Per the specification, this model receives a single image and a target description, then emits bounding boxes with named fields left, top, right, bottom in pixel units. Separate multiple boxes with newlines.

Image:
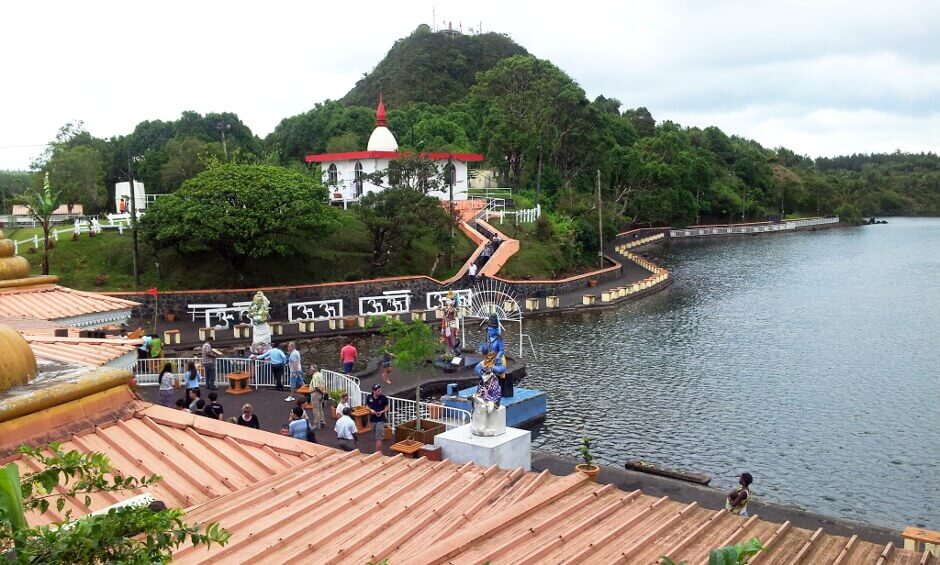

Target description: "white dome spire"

left=367, top=94, right=398, bottom=151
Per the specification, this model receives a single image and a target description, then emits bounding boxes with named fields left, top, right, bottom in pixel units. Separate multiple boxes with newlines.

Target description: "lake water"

left=522, top=217, right=940, bottom=529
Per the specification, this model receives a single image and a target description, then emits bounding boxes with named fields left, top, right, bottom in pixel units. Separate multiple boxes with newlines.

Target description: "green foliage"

left=380, top=318, right=439, bottom=373
left=328, top=389, right=346, bottom=404
left=342, top=25, right=529, bottom=108
left=580, top=436, right=594, bottom=467
left=142, top=164, right=337, bottom=275
left=0, top=443, right=229, bottom=564
left=14, top=172, right=61, bottom=275
left=659, top=537, right=764, bottom=565
left=355, top=187, right=454, bottom=276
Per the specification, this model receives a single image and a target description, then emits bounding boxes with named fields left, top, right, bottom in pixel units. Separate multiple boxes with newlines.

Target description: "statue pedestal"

left=471, top=402, right=506, bottom=437
left=434, top=424, right=531, bottom=471
left=252, top=322, right=272, bottom=346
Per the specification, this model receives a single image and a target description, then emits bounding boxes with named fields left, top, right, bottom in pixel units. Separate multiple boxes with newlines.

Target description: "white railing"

left=497, top=204, right=541, bottom=225
left=466, top=187, right=512, bottom=201
left=321, top=369, right=362, bottom=408
left=670, top=216, right=839, bottom=238
left=7, top=218, right=135, bottom=254
left=135, top=359, right=471, bottom=431
left=360, top=391, right=471, bottom=431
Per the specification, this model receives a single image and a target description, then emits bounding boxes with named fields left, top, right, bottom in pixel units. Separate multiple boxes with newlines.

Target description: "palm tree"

left=17, top=172, right=61, bottom=275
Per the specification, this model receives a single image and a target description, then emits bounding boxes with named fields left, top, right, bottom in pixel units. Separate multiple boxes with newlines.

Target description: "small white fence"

left=134, top=361, right=470, bottom=431
left=8, top=215, right=135, bottom=254
left=495, top=204, right=541, bottom=225
left=670, top=216, right=839, bottom=238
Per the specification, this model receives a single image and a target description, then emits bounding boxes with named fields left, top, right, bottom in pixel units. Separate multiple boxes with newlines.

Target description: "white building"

left=305, top=96, right=484, bottom=203
left=114, top=180, right=147, bottom=214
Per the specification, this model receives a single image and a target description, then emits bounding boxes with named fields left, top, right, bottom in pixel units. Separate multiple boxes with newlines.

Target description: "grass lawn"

left=496, top=221, right=593, bottom=279
left=11, top=210, right=474, bottom=291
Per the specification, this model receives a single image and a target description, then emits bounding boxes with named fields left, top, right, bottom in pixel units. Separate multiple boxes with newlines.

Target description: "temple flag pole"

left=597, top=170, right=604, bottom=269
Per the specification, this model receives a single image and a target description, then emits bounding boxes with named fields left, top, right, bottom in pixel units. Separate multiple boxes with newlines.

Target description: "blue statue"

left=480, top=314, right=512, bottom=398
left=472, top=350, right=507, bottom=436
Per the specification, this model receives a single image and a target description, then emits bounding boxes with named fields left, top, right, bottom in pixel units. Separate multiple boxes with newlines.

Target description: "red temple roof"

left=304, top=151, right=484, bottom=163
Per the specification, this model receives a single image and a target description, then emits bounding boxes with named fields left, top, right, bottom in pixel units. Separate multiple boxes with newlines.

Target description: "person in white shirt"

left=334, top=407, right=358, bottom=451
left=334, top=392, right=351, bottom=421
left=285, top=342, right=303, bottom=402
left=467, top=262, right=478, bottom=286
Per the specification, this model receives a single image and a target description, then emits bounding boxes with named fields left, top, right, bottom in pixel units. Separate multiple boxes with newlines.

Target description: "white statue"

left=471, top=351, right=507, bottom=437
left=248, top=291, right=272, bottom=346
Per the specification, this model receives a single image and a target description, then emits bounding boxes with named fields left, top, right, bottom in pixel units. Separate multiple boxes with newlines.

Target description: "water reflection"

left=524, top=218, right=940, bottom=529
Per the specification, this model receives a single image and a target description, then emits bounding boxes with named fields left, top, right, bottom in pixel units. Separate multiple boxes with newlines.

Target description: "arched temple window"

left=444, top=162, right=457, bottom=187
left=354, top=162, right=363, bottom=196
left=327, top=163, right=338, bottom=185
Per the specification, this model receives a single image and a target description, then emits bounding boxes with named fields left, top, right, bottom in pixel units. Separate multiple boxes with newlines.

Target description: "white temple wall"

left=322, top=159, right=470, bottom=202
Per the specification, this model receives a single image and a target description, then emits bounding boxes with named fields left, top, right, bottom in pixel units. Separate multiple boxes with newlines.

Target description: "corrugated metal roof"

left=8, top=404, right=325, bottom=527
left=25, top=336, right=140, bottom=366
left=0, top=316, right=78, bottom=336
left=0, top=284, right=138, bottom=320
left=170, top=454, right=927, bottom=564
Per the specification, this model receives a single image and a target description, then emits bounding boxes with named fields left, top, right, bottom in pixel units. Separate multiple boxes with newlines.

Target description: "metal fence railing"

left=135, top=360, right=471, bottom=431
left=670, top=216, right=839, bottom=238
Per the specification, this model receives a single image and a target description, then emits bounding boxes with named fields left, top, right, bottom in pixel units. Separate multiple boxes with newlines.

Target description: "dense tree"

left=0, top=171, right=31, bottom=213
left=355, top=187, right=453, bottom=275
left=141, top=164, right=337, bottom=277
left=365, top=155, right=447, bottom=195
left=160, top=137, right=224, bottom=190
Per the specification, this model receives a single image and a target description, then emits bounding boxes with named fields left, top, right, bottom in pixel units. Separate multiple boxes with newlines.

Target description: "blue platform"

left=442, top=386, right=547, bottom=428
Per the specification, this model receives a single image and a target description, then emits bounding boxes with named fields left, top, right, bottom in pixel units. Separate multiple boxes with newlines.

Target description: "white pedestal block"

left=434, top=424, right=531, bottom=471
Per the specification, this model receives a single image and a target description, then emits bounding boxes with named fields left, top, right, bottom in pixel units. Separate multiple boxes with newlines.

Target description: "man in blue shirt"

left=365, top=383, right=389, bottom=453
left=255, top=344, right=288, bottom=391
left=287, top=406, right=312, bottom=441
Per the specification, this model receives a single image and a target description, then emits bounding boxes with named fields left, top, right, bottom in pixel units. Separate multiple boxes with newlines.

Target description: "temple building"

left=305, top=95, right=484, bottom=204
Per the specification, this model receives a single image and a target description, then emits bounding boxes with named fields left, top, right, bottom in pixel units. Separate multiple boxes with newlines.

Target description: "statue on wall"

left=248, top=291, right=272, bottom=346
left=471, top=350, right=506, bottom=436
left=440, top=290, right=460, bottom=356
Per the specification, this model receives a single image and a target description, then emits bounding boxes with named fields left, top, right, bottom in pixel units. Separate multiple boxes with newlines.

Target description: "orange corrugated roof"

left=0, top=316, right=79, bottom=336
left=9, top=404, right=326, bottom=527
left=169, top=454, right=925, bottom=564
left=0, top=284, right=138, bottom=320
left=25, top=336, right=140, bottom=366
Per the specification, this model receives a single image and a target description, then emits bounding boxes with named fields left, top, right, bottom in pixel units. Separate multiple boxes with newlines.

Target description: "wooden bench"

left=903, top=527, right=940, bottom=557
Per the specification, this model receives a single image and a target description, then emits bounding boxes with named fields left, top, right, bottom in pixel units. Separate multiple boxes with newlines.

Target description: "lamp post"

left=216, top=121, right=231, bottom=160
left=127, top=156, right=141, bottom=288
left=448, top=156, right=455, bottom=270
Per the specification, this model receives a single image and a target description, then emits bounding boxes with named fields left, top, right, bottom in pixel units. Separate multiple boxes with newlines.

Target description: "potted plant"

left=164, top=306, right=178, bottom=323
left=587, top=279, right=598, bottom=288
left=381, top=317, right=443, bottom=446
left=327, top=388, right=344, bottom=419
left=575, top=436, right=600, bottom=481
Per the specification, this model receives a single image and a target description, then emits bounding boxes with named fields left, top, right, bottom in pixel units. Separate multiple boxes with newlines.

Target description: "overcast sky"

left=1, top=0, right=938, bottom=170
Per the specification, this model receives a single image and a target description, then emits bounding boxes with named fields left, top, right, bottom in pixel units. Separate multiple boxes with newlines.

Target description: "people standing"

left=381, top=340, right=394, bottom=385
left=340, top=340, right=358, bottom=374
left=187, top=388, right=201, bottom=412
left=365, top=384, right=389, bottom=453
left=334, top=407, right=358, bottom=452
left=307, top=364, right=326, bottom=429
left=184, top=361, right=201, bottom=393
left=287, top=406, right=313, bottom=442
left=725, top=472, right=753, bottom=517
left=202, top=391, right=224, bottom=420
left=255, top=343, right=288, bottom=391
left=149, top=334, right=163, bottom=359
left=237, top=404, right=260, bottom=428
left=201, top=336, right=218, bottom=390
left=467, top=262, right=478, bottom=286
left=286, top=342, right=302, bottom=402
left=157, top=363, right=175, bottom=407
left=335, top=391, right=351, bottom=421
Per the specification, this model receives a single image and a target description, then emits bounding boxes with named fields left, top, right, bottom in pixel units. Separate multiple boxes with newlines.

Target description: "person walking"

left=467, top=262, right=478, bottom=286
left=286, top=342, right=302, bottom=402
left=334, top=407, right=358, bottom=451
left=183, top=361, right=201, bottom=393
left=255, top=344, right=288, bottom=391
left=202, top=391, right=224, bottom=420
left=236, top=404, right=260, bottom=428
left=157, top=363, right=175, bottom=407
left=201, top=336, right=218, bottom=390
left=365, top=384, right=389, bottom=454
left=725, top=472, right=753, bottom=517
left=340, top=340, right=358, bottom=374
left=381, top=340, right=394, bottom=385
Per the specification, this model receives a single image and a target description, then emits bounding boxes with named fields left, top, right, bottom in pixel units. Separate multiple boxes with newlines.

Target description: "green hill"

left=341, top=24, right=528, bottom=107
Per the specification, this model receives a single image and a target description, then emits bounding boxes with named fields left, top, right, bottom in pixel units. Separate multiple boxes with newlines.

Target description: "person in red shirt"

left=340, top=340, right=358, bottom=374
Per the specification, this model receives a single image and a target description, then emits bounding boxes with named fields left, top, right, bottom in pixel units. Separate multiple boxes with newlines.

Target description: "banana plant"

left=16, top=172, right=61, bottom=275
